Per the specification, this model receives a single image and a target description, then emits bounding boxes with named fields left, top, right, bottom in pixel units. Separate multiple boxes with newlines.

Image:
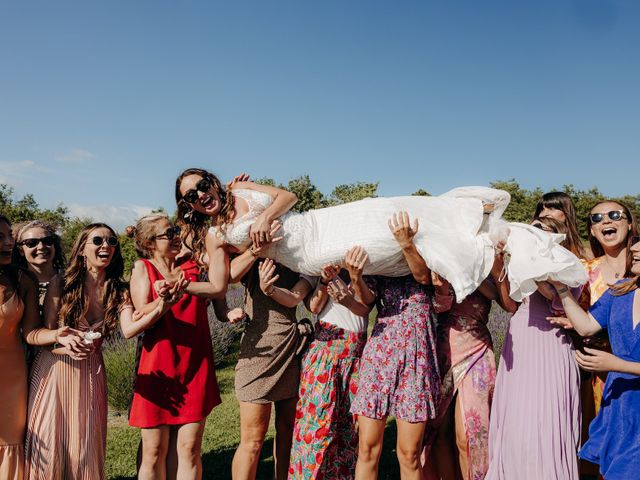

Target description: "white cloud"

left=0, top=160, right=50, bottom=186
left=67, top=203, right=155, bottom=231
left=55, top=148, right=96, bottom=164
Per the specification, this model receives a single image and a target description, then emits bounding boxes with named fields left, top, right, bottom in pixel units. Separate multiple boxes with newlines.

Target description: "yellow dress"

left=0, top=291, right=26, bottom=480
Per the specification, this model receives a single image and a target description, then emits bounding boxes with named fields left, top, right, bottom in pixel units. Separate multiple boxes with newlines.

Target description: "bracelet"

left=319, top=278, right=329, bottom=286
left=264, top=287, right=276, bottom=297
left=52, top=342, right=62, bottom=350
left=556, top=286, right=569, bottom=295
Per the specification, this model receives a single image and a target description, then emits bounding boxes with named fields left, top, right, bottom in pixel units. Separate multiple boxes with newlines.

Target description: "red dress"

left=129, top=259, right=221, bottom=428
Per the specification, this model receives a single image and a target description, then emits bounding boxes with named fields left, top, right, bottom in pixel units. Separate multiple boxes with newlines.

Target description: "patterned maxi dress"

left=288, top=277, right=368, bottom=479
left=424, top=288, right=496, bottom=480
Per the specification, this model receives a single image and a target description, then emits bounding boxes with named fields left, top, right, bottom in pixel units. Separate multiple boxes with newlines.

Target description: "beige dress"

left=235, top=264, right=301, bottom=403
left=24, top=317, right=107, bottom=480
left=0, top=292, right=26, bottom=480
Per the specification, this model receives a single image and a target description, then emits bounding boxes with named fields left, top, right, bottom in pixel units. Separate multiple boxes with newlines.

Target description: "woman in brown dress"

left=0, top=215, right=83, bottom=480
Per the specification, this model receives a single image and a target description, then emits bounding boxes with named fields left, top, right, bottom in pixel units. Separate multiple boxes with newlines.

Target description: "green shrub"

left=104, top=338, right=137, bottom=412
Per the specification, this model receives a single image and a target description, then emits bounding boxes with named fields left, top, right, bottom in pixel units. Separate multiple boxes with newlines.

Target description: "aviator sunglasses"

left=589, top=210, right=626, bottom=224
left=89, top=235, right=119, bottom=247
left=154, top=226, right=181, bottom=240
left=19, top=236, right=55, bottom=248
left=183, top=178, right=213, bottom=205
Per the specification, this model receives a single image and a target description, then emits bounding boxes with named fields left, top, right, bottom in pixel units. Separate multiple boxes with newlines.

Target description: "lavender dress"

left=351, top=276, right=440, bottom=423
left=487, top=291, right=580, bottom=479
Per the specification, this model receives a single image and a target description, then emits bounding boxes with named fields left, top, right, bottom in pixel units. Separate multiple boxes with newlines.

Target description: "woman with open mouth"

left=24, top=223, right=133, bottom=480
left=550, top=235, right=640, bottom=480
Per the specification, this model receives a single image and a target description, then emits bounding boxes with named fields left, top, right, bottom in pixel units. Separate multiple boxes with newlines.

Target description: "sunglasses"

left=532, top=222, right=545, bottom=230
left=183, top=178, right=212, bottom=205
left=89, top=235, right=119, bottom=247
left=154, top=226, right=181, bottom=240
left=631, top=235, right=640, bottom=246
left=589, top=210, right=626, bottom=224
left=19, top=236, right=55, bottom=248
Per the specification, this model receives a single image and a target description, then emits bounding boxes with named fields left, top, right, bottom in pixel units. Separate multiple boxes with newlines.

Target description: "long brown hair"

left=125, top=213, right=170, bottom=259
left=611, top=276, right=639, bottom=296
left=174, top=168, right=235, bottom=265
left=534, top=192, right=586, bottom=259
left=57, top=223, right=127, bottom=338
left=587, top=200, right=638, bottom=276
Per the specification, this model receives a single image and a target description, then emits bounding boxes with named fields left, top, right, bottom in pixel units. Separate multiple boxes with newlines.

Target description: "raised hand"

left=388, top=211, right=419, bottom=249
left=327, top=277, right=355, bottom=306
left=250, top=214, right=273, bottom=248
left=258, top=258, right=280, bottom=296
left=345, top=245, right=368, bottom=280
left=226, top=173, right=250, bottom=190
left=249, top=220, right=283, bottom=256
left=320, top=264, right=341, bottom=284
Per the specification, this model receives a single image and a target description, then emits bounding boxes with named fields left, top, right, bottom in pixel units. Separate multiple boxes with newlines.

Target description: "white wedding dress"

left=211, top=187, right=587, bottom=301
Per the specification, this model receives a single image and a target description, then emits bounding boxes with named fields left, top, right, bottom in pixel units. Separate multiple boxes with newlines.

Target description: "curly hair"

left=57, top=223, right=128, bottom=339
left=12, top=220, right=66, bottom=272
left=534, top=192, right=586, bottom=259
left=174, top=168, right=235, bottom=266
left=587, top=200, right=638, bottom=277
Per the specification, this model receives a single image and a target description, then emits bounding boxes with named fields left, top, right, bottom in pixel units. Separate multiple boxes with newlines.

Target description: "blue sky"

left=1, top=0, right=638, bottom=228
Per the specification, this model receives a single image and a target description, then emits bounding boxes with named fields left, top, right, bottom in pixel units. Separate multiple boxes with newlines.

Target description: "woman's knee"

left=141, top=434, right=169, bottom=464
left=176, top=436, right=202, bottom=462
left=396, top=443, right=421, bottom=468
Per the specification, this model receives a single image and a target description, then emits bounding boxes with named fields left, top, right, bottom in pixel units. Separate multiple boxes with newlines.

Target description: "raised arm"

left=234, top=181, right=297, bottom=247
left=204, top=231, right=231, bottom=297
left=307, top=264, right=340, bottom=314
left=550, top=282, right=602, bottom=337
left=485, top=245, right=518, bottom=314
left=258, top=258, right=313, bottom=308
left=388, top=211, right=431, bottom=285
left=344, top=246, right=375, bottom=309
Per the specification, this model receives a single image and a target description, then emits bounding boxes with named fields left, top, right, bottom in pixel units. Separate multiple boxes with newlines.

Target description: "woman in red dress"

left=124, top=214, right=240, bottom=480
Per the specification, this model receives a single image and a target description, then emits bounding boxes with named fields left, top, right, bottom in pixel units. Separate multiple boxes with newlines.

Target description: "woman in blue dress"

left=549, top=235, right=640, bottom=479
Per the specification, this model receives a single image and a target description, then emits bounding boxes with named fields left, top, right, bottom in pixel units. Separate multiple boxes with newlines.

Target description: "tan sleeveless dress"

left=0, top=291, right=27, bottom=480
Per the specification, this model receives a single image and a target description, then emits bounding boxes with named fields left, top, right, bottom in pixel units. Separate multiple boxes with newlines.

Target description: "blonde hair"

left=125, top=213, right=170, bottom=259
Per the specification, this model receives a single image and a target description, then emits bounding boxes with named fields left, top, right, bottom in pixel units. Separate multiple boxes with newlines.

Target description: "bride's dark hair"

left=175, top=168, right=236, bottom=265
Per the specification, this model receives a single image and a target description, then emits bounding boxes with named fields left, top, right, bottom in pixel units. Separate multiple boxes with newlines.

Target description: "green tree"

left=61, top=217, right=94, bottom=257
left=286, top=175, right=325, bottom=212
left=490, top=179, right=542, bottom=223
left=412, top=188, right=431, bottom=196
left=327, top=181, right=379, bottom=205
left=0, top=184, right=68, bottom=227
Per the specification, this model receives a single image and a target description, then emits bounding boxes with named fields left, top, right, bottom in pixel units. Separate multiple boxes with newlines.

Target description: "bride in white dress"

left=175, top=168, right=587, bottom=301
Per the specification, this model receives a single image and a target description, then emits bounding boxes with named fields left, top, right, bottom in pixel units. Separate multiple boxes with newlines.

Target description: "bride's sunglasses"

left=183, top=178, right=212, bottom=205
left=589, top=210, right=626, bottom=224
left=154, top=226, right=181, bottom=241
left=19, top=236, right=55, bottom=248
left=89, top=236, right=119, bottom=247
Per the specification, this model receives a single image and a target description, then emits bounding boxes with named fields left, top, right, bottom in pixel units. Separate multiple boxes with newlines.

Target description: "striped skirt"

left=288, top=321, right=367, bottom=480
left=25, top=349, right=107, bottom=480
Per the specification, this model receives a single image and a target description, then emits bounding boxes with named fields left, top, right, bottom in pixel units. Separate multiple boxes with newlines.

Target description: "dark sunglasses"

left=89, top=235, right=118, bottom=247
left=154, top=226, right=181, bottom=240
left=183, top=178, right=212, bottom=205
left=532, top=223, right=545, bottom=230
left=631, top=235, right=640, bottom=246
left=589, top=210, right=626, bottom=224
left=19, top=236, right=55, bottom=248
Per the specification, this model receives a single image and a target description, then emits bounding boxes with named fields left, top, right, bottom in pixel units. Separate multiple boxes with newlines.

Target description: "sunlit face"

left=630, top=240, right=640, bottom=276
left=18, top=226, right=55, bottom=268
left=179, top=174, right=221, bottom=216
left=0, top=221, right=14, bottom=266
left=538, top=207, right=567, bottom=223
left=150, top=218, right=182, bottom=259
left=590, top=202, right=630, bottom=251
left=83, top=227, right=117, bottom=271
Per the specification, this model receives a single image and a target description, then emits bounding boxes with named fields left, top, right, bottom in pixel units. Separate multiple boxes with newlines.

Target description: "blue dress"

left=580, top=287, right=640, bottom=479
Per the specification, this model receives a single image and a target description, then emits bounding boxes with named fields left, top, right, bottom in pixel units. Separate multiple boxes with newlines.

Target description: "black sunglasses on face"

left=89, top=236, right=118, bottom=247
left=631, top=235, right=640, bottom=246
left=154, top=226, right=181, bottom=240
left=183, top=178, right=212, bottom=205
left=19, top=236, right=55, bottom=248
left=590, top=210, right=626, bottom=224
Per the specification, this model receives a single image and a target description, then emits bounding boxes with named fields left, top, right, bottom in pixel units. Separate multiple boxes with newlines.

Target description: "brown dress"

left=24, top=317, right=108, bottom=480
left=235, top=264, right=301, bottom=403
left=0, top=291, right=26, bottom=480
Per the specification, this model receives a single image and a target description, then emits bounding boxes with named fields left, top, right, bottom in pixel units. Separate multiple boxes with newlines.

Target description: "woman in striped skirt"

left=24, top=223, right=133, bottom=480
